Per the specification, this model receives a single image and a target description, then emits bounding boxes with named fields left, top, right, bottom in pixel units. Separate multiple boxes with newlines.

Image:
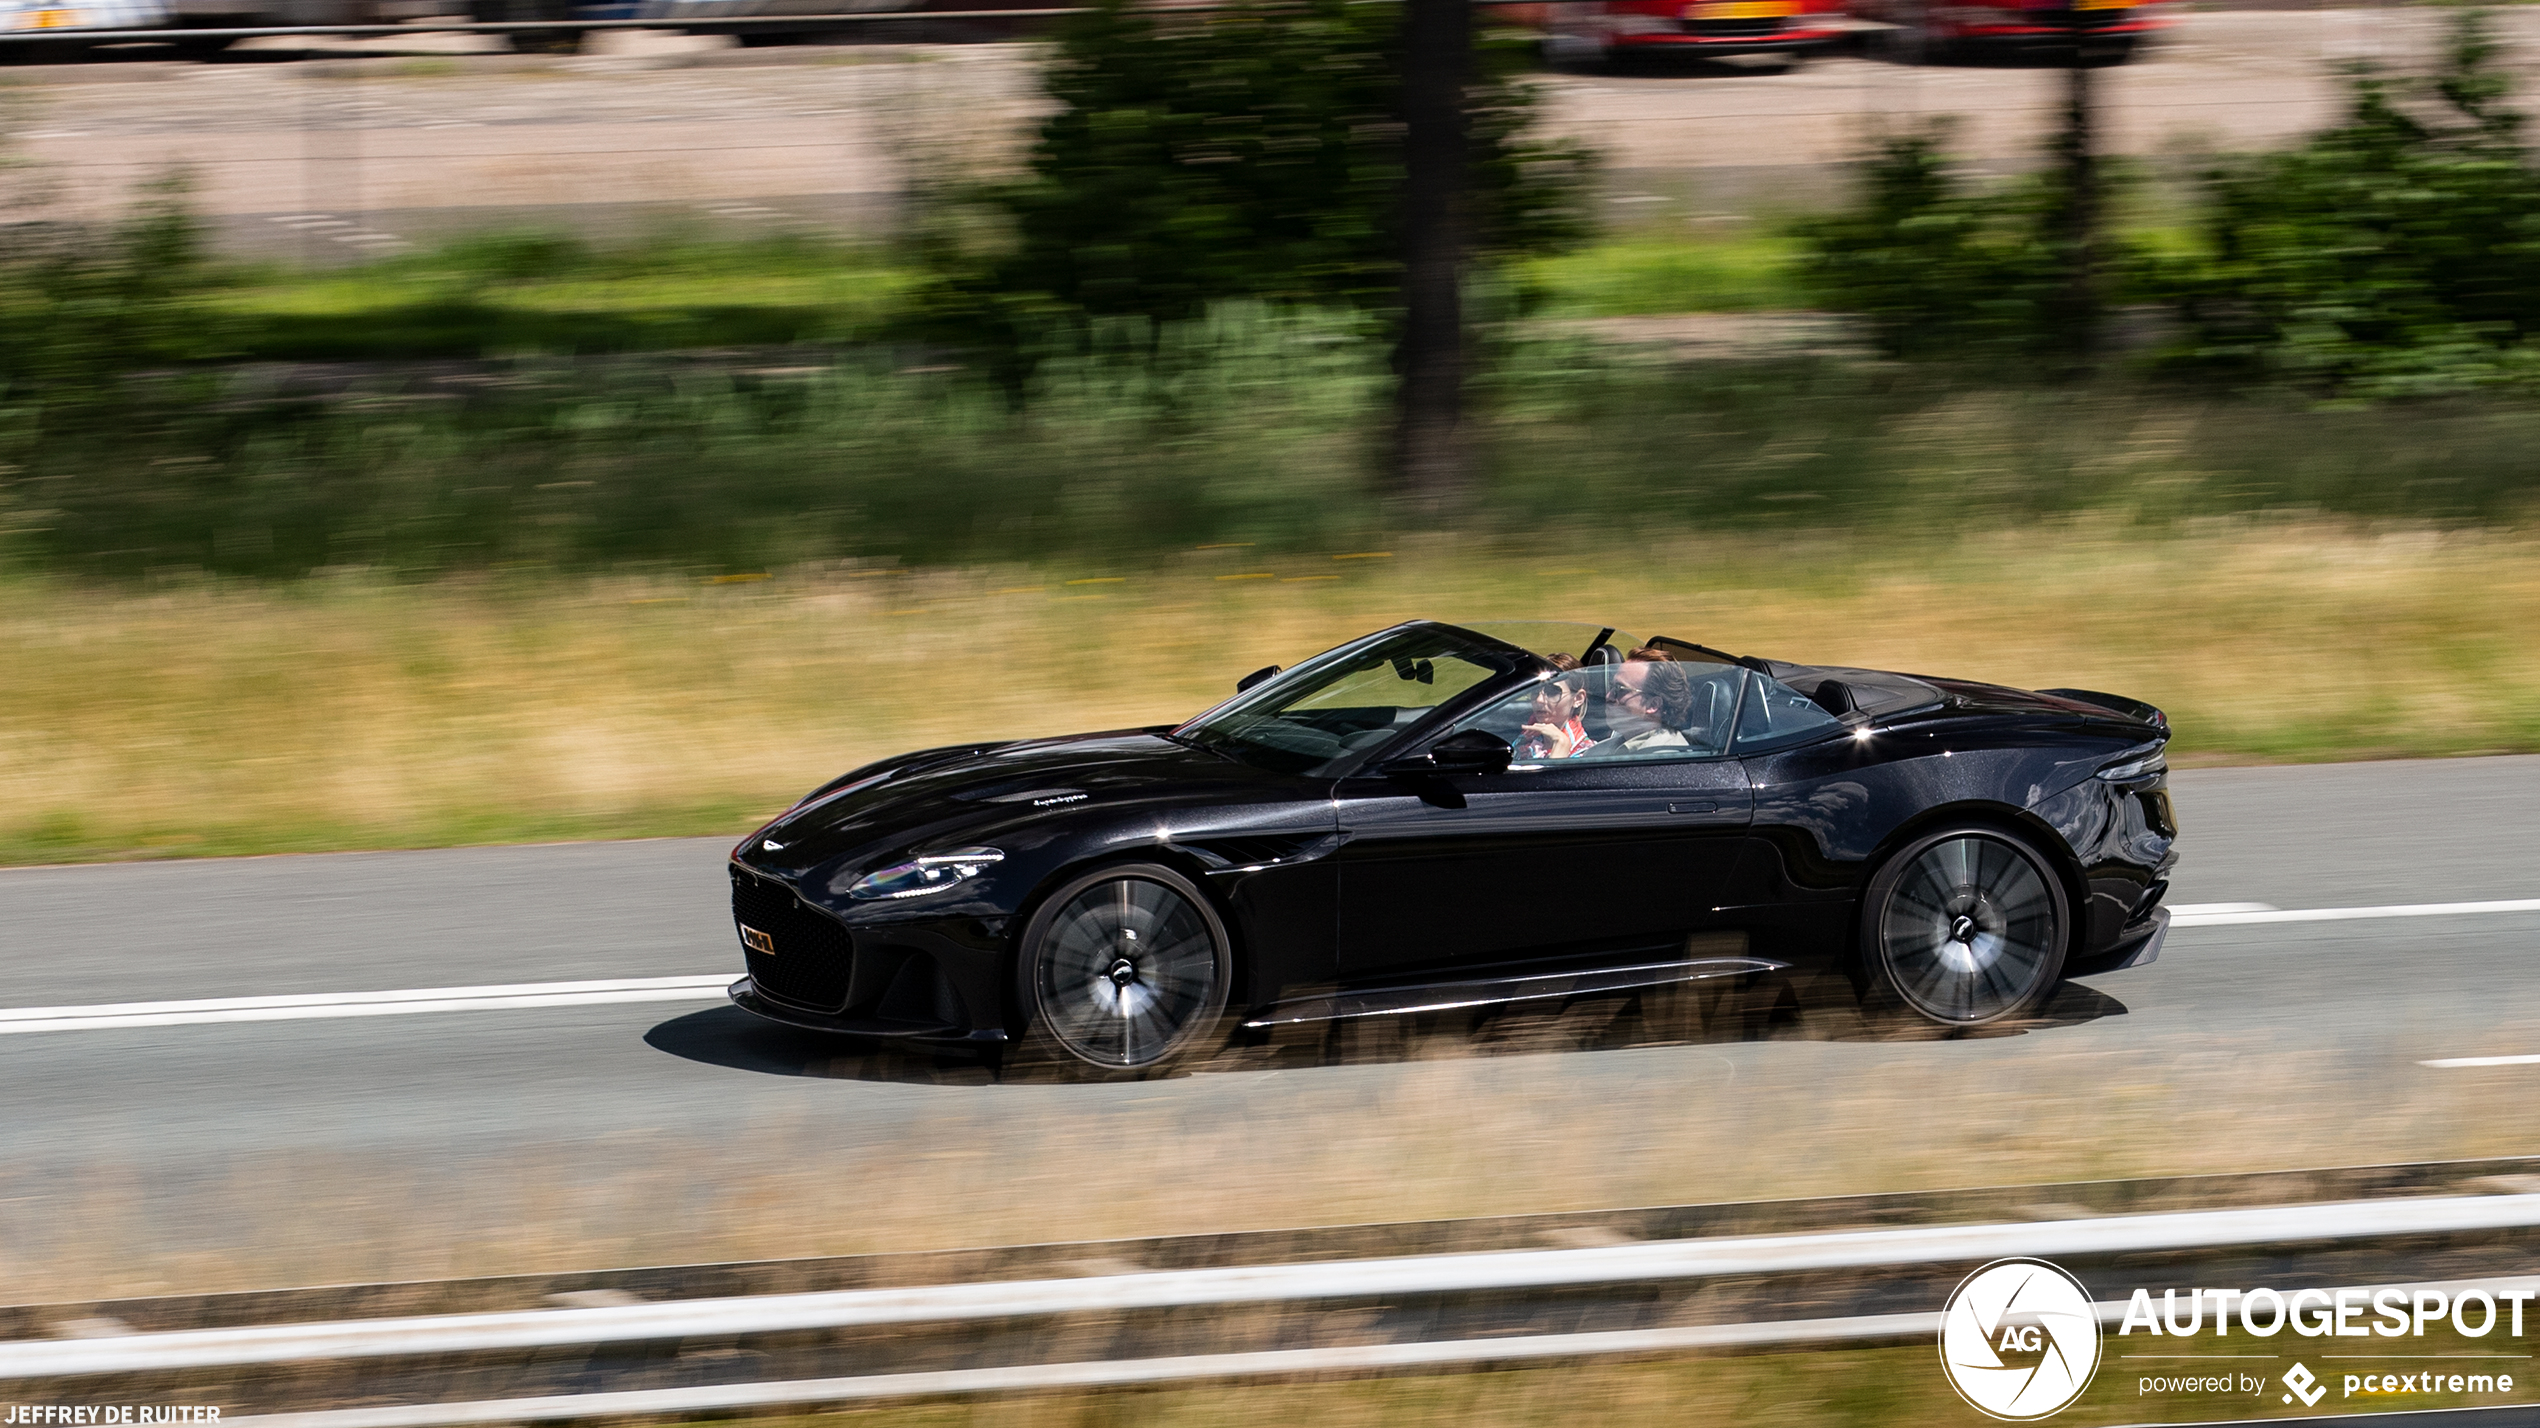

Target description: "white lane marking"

left=4, top=895, right=2531, bottom=1040
left=2172, top=897, right=2540, bottom=927
left=0, top=976, right=734, bottom=1037
left=2423, top=1053, right=2540, bottom=1069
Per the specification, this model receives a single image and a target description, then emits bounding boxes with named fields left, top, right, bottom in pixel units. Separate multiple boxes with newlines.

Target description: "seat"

left=1809, top=678, right=1860, bottom=718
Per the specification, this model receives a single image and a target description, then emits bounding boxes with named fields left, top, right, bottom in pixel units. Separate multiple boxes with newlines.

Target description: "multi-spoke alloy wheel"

left=1861, top=826, right=2069, bottom=1027
left=1016, top=864, right=1231, bottom=1075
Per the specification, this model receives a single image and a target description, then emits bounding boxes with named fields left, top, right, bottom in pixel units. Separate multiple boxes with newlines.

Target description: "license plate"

left=1683, top=1, right=1799, bottom=18
left=2074, top=0, right=2132, bottom=11
left=740, top=925, right=775, bottom=955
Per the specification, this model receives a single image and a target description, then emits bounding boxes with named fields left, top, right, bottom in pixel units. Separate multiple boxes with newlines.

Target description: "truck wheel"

left=508, top=27, right=583, bottom=53
left=474, top=0, right=584, bottom=54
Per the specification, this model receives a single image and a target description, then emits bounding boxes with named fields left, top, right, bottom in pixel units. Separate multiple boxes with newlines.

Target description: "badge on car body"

left=740, top=925, right=775, bottom=955
left=761, top=838, right=785, bottom=852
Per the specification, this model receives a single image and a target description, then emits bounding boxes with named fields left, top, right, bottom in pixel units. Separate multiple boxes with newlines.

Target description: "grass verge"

left=1517, top=230, right=1810, bottom=316
left=190, top=233, right=924, bottom=361
left=700, top=1334, right=2525, bottom=1428
left=4, top=521, right=2538, bottom=866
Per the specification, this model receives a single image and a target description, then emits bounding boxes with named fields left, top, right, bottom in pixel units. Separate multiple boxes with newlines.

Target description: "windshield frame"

left=1175, top=622, right=1552, bottom=778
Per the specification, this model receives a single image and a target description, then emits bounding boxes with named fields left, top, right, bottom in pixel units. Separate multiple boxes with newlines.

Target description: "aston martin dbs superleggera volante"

left=727, top=621, right=2177, bottom=1073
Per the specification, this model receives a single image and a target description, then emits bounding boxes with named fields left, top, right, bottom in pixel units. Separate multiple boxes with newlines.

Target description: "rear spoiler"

left=2040, top=688, right=2167, bottom=732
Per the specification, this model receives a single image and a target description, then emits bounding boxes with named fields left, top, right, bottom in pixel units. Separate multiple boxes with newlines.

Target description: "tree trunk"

left=1389, top=0, right=1473, bottom=510
left=2058, top=13, right=2098, bottom=359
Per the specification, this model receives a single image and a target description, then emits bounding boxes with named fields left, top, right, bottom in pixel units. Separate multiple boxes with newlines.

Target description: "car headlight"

left=843, top=847, right=1005, bottom=901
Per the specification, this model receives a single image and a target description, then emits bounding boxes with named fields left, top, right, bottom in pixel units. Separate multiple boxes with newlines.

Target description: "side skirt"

left=1240, top=949, right=1790, bottom=1031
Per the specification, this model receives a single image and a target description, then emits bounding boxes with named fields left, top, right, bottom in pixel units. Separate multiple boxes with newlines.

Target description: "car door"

left=1328, top=661, right=1757, bottom=978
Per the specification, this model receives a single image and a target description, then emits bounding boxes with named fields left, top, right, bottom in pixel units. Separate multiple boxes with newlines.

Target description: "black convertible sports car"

left=727, top=620, right=2177, bottom=1073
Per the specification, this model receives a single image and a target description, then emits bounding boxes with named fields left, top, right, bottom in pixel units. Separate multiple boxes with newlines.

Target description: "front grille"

left=731, top=868, right=856, bottom=1013
left=2032, top=7, right=2132, bottom=28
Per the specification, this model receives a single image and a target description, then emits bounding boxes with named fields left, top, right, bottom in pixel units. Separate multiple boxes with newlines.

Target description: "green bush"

left=1788, top=121, right=2096, bottom=364
left=0, top=178, right=220, bottom=433
left=2164, top=11, right=2540, bottom=398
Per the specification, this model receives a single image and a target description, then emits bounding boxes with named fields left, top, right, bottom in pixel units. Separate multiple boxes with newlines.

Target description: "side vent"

left=1186, top=835, right=1327, bottom=870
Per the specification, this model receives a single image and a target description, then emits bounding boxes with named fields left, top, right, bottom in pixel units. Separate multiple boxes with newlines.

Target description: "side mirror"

left=1381, top=729, right=1512, bottom=779
left=1236, top=664, right=1282, bottom=693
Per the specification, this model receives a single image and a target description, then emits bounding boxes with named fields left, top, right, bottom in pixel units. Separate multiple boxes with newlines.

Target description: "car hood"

left=737, top=729, right=1283, bottom=879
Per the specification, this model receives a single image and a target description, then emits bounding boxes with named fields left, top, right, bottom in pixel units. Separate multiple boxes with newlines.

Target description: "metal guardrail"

left=213, top=1271, right=2540, bottom=1428
left=0, top=10, right=1088, bottom=41
left=0, top=0, right=1547, bottom=43
left=12, top=1192, right=2540, bottom=1379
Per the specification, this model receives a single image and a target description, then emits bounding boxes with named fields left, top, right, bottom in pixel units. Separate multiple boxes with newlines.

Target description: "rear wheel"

left=1860, top=825, right=2069, bottom=1027
left=1011, top=864, right=1231, bottom=1078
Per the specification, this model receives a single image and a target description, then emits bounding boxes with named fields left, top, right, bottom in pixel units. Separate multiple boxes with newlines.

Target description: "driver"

left=1594, top=656, right=1696, bottom=756
left=1514, top=659, right=1598, bottom=761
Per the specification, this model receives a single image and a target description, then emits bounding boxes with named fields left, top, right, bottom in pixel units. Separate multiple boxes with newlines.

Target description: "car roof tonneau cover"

left=1752, top=661, right=1947, bottom=722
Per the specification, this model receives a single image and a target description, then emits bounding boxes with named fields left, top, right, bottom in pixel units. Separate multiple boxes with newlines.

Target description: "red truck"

left=1523, top=0, right=1851, bottom=67
left=1845, top=0, right=2168, bottom=62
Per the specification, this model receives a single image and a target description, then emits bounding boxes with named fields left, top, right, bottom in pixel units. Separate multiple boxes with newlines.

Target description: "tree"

left=908, top=0, right=1594, bottom=424
left=1390, top=0, right=1472, bottom=508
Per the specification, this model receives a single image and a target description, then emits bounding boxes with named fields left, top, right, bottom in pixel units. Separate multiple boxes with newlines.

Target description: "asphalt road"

left=5, top=8, right=2525, bottom=254
left=6, top=756, right=2540, bottom=1299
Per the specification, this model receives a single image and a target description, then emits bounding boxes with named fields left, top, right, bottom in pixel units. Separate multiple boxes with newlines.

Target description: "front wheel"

left=1860, top=825, right=2069, bottom=1027
left=1011, top=863, right=1232, bottom=1078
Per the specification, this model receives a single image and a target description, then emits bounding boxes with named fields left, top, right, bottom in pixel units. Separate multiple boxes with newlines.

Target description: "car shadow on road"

left=644, top=974, right=2128, bottom=1085
left=644, top=1005, right=1003, bottom=1085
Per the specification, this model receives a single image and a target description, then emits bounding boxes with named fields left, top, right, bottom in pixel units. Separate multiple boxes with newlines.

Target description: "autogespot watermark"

left=1941, top=1259, right=2104, bottom=1419
left=1939, top=1262, right=2535, bottom=1419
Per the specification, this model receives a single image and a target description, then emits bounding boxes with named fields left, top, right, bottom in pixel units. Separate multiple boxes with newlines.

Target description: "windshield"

left=1453, top=622, right=1638, bottom=663
left=1176, top=625, right=1524, bottom=775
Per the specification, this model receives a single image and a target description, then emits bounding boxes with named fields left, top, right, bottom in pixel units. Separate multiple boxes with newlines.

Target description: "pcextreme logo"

left=1939, top=1258, right=2103, bottom=1420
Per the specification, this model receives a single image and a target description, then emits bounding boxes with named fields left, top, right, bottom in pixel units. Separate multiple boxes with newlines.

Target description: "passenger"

left=1514, top=668, right=1598, bottom=760
left=1596, top=657, right=1697, bottom=756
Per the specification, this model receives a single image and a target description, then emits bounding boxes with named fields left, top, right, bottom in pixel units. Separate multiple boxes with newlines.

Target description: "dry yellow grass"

left=3, top=519, right=2537, bottom=863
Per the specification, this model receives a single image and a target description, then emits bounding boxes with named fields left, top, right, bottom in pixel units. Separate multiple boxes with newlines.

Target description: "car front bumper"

left=728, top=976, right=1010, bottom=1043
left=1612, top=24, right=1847, bottom=51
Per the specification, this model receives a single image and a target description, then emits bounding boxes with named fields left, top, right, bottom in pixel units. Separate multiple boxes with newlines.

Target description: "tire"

left=474, top=0, right=583, bottom=53
left=1874, top=7, right=1942, bottom=65
left=1859, top=825, right=2070, bottom=1027
left=1010, top=863, right=1232, bottom=1078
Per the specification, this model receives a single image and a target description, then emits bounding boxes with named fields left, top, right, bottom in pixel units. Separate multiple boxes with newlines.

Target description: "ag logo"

left=1939, top=1258, right=2102, bottom=1420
